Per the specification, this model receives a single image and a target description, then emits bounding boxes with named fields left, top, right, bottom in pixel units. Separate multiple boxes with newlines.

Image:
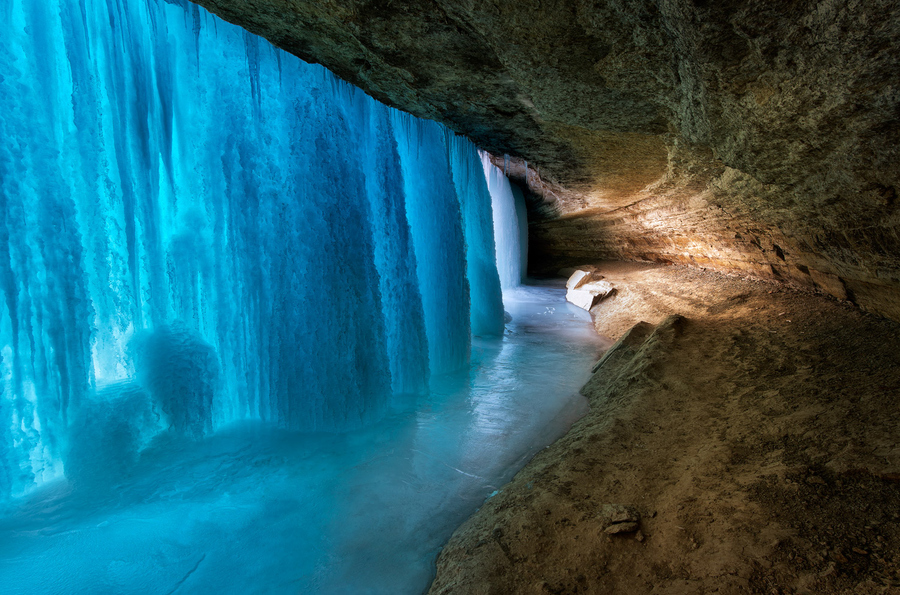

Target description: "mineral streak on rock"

left=193, top=0, right=900, bottom=321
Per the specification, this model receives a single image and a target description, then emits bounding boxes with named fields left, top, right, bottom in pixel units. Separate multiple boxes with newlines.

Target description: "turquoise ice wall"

left=0, top=0, right=504, bottom=497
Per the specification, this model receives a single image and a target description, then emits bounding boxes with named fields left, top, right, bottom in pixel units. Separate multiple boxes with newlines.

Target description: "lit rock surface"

left=191, top=0, right=900, bottom=321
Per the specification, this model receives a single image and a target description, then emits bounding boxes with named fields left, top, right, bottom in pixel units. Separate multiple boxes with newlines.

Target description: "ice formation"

left=481, top=152, right=529, bottom=290
left=0, top=0, right=505, bottom=498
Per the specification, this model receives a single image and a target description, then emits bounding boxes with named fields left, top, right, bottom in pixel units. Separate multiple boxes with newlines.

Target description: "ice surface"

left=0, top=283, right=608, bottom=594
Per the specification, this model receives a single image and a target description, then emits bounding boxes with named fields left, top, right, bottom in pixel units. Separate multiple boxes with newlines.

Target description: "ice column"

left=392, top=115, right=471, bottom=375
left=450, top=138, right=505, bottom=337
left=360, top=102, right=430, bottom=396
left=481, top=153, right=529, bottom=290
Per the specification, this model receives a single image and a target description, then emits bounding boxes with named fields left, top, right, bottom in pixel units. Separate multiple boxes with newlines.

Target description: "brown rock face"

left=428, top=262, right=900, bottom=595
left=194, top=0, right=900, bottom=320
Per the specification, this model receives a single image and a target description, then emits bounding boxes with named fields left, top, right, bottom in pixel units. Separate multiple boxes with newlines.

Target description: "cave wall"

left=193, top=0, right=900, bottom=320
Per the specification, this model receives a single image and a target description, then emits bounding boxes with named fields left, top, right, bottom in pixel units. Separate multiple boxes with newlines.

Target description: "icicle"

left=191, top=3, right=201, bottom=64
left=275, top=46, right=283, bottom=86
left=392, top=117, right=471, bottom=375
left=361, top=104, right=429, bottom=396
left=243, top=29, right=261, bottom=107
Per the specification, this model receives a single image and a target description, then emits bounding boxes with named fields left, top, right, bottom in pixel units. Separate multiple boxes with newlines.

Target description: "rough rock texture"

left=193, top=0, right=900, bottom=320
left=429, top=262, right=900, bottom=594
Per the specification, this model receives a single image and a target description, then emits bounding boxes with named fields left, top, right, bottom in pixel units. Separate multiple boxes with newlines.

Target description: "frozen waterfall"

left=0, top=0, right=505, bottom=498
left=481, top=152, right=529, bottom=290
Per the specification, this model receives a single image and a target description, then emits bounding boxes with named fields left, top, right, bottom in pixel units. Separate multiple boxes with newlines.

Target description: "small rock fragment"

left=600, top=503, right=641, bottom=535
left=605, top=521, right=640, bottom=534
left=600, top=503, right=640, bottom=524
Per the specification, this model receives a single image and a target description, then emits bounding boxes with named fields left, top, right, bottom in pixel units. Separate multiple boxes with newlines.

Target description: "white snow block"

left=565, top=270, right=615, bottom=311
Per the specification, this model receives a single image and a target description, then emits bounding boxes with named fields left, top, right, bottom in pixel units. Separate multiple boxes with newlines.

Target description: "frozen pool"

left=0, top=283, right=608, bottom=594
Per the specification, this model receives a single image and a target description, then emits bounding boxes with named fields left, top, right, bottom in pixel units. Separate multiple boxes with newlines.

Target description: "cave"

left=2, top=0, right=899, bottom=593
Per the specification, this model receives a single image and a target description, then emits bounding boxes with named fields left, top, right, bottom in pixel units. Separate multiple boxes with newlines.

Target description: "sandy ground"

left=429, top=261, right=900, bottom=595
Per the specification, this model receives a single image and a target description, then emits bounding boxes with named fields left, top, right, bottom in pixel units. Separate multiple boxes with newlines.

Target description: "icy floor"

left=0, top=283, right=608, bottom=595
